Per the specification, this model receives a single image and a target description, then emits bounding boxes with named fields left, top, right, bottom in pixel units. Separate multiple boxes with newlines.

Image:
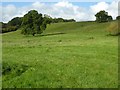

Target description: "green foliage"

left=2, top=22, right=18, bottom=33
left=116, top=16, right=120, bottom=20
left=1, top=10, right=76, bottom=34
left=64, top=19, right=76, bottom=22
left=1, top=17, right=22, bottom=33
left=8, top=17, right=22, bottom=28
left=40, top=22, right=47, bottom=33
left=107, top=16, right=113, bottom=22
left=52, top=18, right=76, bottom=23
left=43, top=14, right=53, bottom=24
left=21, top=10, right=46, bottom=36
left=2, top=26, right=17, bottom=33
left=95, top=10, right=113, bottom=23
left=0, top=22, right=2, bottom=33
left=43, top=14, right=76, bottom=24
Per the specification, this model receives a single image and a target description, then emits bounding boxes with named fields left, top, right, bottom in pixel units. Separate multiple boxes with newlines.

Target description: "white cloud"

left=90, top=2, right=109, bottom=14
left=107, top=1, right=118, bottom=18
left=2, top=4, right=17, bottom=22
left=90, top=1, right=118, bottom=19
left=32, top=1, right=45, bottom=8
left=1, top=0, right=119, bottom=23
left=0, top=5, right=2, bottom=21
left=55, top=1, right=75, bottom=8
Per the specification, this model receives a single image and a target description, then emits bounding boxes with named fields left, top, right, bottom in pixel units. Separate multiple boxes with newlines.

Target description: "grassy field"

left=2, top=21, right=118, bottom=88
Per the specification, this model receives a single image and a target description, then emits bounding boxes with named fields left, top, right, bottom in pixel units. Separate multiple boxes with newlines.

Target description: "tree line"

left=1, top=10, right=119, bottom=36
left=1, top=17, right=22, bottom=33
left=1, top=10, right=75, bottom=35
left=95, top=10, right=120, bottom=23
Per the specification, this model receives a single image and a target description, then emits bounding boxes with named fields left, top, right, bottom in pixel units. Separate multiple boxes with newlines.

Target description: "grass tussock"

left=107, top=21, right=119, bottom=36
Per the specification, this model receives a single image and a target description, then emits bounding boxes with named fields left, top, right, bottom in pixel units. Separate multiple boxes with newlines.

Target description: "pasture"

left=2, top=21, right=118, bottom=88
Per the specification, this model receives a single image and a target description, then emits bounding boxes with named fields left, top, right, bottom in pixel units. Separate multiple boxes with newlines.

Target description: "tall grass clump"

left=107, top=21, right=120, bottom=36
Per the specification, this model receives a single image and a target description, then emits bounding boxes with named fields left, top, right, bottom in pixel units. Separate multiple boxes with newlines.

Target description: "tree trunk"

left=32, top=33, right=35, bottom=36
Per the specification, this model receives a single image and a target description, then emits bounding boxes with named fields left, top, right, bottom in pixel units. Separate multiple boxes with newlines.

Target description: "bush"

left=2, top=26, right=17, bottom=33
left=116, top=16, right=120, bottom=20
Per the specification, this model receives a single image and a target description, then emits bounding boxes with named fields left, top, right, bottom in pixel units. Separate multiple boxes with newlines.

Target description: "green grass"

left=0, top=33, right=2, bottom=89
left=2, top=21, right=118, bottom=88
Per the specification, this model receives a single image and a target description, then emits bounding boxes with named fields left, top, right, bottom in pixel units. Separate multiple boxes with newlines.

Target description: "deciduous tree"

left=95, top=10, right=113, bottom=23
left=21, top=10, right=46, bottom=36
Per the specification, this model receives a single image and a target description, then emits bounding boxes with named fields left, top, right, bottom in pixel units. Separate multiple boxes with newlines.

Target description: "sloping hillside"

left=2, top=21, right=118, bottom=88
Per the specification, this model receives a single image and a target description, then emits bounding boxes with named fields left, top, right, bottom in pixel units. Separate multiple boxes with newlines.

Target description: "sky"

left=1, top=0, right=119, bottom=23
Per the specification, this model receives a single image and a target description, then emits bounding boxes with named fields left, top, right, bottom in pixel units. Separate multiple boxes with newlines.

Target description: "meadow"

left=2, top=21, right=118, bottom=88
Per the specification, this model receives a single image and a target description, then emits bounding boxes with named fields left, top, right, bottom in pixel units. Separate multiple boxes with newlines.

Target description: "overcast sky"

left=1, top=0, right=119, bottom=23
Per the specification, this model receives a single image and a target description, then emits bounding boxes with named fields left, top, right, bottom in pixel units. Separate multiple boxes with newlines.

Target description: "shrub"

left=2, top=26, right=17, bottom=33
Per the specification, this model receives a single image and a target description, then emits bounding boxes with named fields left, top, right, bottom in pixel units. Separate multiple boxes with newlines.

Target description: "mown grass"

left=2, top=21, right=118, bottom=88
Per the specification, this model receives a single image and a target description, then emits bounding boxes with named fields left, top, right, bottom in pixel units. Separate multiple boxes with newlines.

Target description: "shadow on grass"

left=23, top=32, right=66, bottom=38
left=36, top=32, right=66, bottom=37
left=106, top=33, right=120, bottom=36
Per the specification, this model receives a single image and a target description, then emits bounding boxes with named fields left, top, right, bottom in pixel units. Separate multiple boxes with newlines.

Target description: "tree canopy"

left=8, top=17, right=22, bottom=28
left=116, top=16, right=120, bottom=20
left=21, top=10, right=46, bottom=36
left=1, top=9, right=76, bottom=34
left=95, top=10, right=113, bottom=23
left=1, top=17, right=22, bottom=33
